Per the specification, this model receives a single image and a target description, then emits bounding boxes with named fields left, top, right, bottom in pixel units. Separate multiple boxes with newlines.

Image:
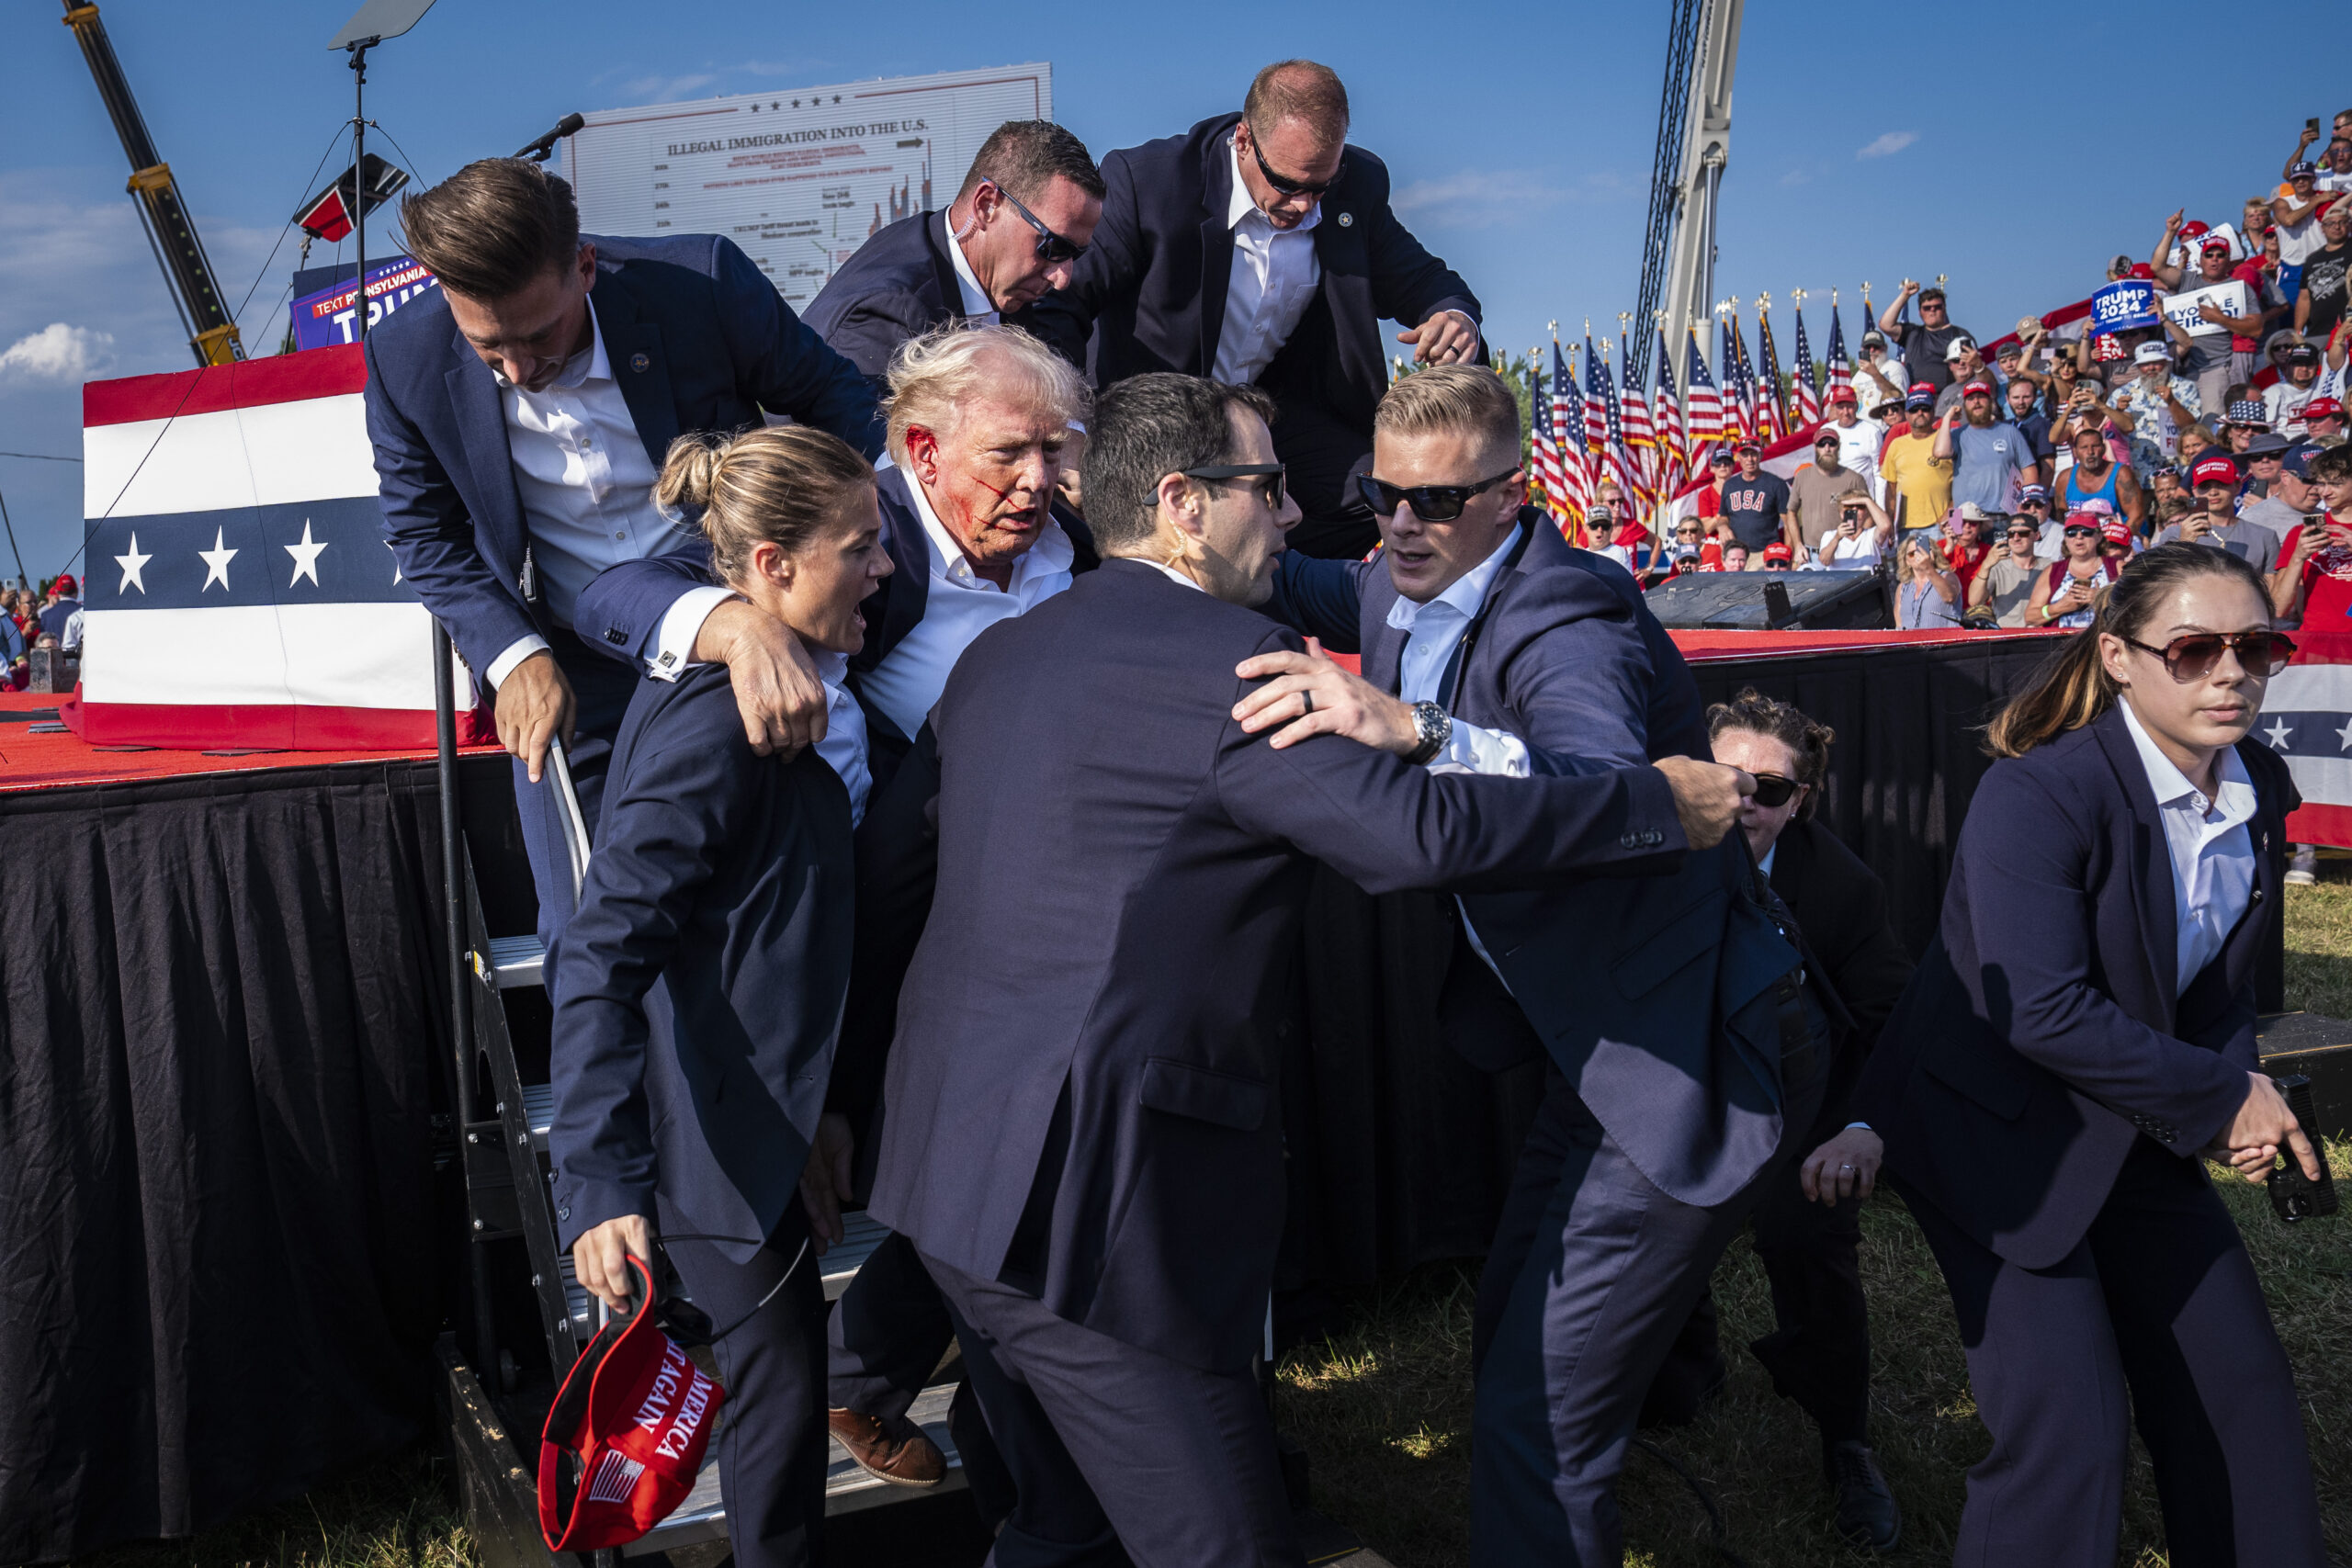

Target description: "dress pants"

left=919, top=1250, right=1303, bottom=1568
left=1904, top=1141, right=2324, bottom=1568
left=1746, top=1147, right=1870, bottom=1447
left=1266, top=400, right=1377, bottom=562
left=664, top=1204, right=831, bottom=1568
left=513, top=627, right=641, bottom=948
left=1470, top=1049, right=1827, bottom=1566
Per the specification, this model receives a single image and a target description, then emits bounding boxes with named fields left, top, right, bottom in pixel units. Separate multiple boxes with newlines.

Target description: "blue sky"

left=0, top=0, right=2338, bottom=574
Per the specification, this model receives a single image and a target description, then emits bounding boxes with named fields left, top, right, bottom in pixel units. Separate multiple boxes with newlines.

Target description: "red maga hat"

left=2190, top=454, right=2242, bottom=489
left=539, top=1256, right=724, bottom=1551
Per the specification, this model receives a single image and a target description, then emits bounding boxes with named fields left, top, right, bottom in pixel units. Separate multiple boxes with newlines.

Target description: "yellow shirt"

left=1880, top=431, right=1954, bottom=530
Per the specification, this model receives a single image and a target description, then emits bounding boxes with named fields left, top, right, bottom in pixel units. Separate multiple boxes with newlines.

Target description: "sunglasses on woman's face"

left=1749, top=773, right=1804, bottom=809
left=2122, top=629, right=2297, bottom=680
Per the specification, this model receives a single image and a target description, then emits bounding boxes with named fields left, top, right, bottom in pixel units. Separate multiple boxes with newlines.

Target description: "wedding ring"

left=1300, top=691, right=1314, bottom=715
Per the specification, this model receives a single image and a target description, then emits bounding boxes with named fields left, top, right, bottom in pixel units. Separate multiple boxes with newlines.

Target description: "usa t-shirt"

left=1719, top=473, right=1792, bottom=552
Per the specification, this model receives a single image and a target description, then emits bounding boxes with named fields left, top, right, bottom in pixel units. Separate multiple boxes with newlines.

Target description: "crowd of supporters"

left=2, top=575, right=80, bottom=689
left=1595, top=106, right=2352, bottom=645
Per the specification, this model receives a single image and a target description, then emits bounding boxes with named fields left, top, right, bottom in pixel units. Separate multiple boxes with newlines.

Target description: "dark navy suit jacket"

left=547, top=664, right=855, bottom=1266
left=866, top=559, right=1687, bottom=1371
left=1855, top=704, right=2295, bottom=1268
left=799, top=209, right=1069, bottom=388
left=1272, top=520, right=1804, bottom=1206
left=1023, top=114, right=1478, bottom=437
left=363, top=232, right=881, bottom=677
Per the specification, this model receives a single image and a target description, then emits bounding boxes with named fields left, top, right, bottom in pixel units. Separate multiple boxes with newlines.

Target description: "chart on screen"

left=563, top=63, right=1053, bottom=311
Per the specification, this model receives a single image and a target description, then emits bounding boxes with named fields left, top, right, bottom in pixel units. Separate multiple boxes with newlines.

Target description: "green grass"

left=72, top=876, right=2352, bottom=1568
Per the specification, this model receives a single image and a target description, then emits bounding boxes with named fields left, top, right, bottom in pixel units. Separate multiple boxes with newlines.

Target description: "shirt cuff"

left=1844, top=1121, right=1873, bottom=1133
left=1428, top=719, right=1530, bottom=777
left=648, top=585, right=739, bottom=682
left=486, top=633, right=551, bottom=690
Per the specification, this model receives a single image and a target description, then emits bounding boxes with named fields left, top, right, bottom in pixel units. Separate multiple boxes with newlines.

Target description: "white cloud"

left=1856, top=131, right=1917, bottom=161
left=1391, top=169, right=1617, bottom=231
left=0, top=322, right=115, bottom=382
left=621, top=73, right=718, bottom=104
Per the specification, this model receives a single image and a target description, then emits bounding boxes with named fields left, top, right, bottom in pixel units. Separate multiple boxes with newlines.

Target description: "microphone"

left=515, top=113, right=586, bottom=164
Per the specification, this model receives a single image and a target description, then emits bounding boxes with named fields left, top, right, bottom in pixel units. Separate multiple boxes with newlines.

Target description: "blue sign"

left=288, top=254, right=438, bottom=350
left=2088, top=279, right=2162, bottom=335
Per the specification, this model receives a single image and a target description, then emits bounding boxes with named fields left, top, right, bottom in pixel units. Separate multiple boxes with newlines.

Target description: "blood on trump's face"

left=902, top=378, right=1069, bottom=580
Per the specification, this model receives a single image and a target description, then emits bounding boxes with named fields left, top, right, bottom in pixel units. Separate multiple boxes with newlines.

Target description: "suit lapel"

left=860, top=468, right=933, bottom=674
left=1198, top=132, right=1237, bottom=375
left=1359, top=560, right=1407, bottom=694
left=2092, top=706, right=2179, bottom=1025
left=926, top=209, right=964, bottom=319
left=1311, top=161, right=1379, bottom=405
left=443, top=330, right=526, bottom=559
left=592, top=270, right=680, bottom=470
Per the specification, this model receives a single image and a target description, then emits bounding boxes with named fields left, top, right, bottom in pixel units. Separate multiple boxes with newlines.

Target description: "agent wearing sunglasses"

left=1237, top=367, right=1830, bottom=1563
left=1025, top=60, right=1485, bottom=560
left=1855, top=544, right=2325, bottom=1566
left=804, top=119, right=1102, bottom=389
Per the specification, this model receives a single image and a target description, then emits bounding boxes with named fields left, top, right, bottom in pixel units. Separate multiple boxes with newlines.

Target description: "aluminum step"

left=619, top=1378, right=967, bottom=1553
left=485, top=933, right=545, bottom=989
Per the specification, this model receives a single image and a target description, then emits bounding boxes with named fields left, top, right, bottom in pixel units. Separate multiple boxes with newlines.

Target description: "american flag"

left=1825, top=304, right=1856, bottom=406
left=1790, top=307, right=1824, bottom=429
left=1581, top=330, right=1610, bottom=458
left=1551, top=340, right=1589, bottom=529
left=1614, top=330, right=1657, bottom=518
left=1527, top=356, right=1565, bottom=517
left=1755, top=309, right=1788, bottom=445
left=1593, top=339, right=1638, bottom=511
left=1683, top=327, right=1724, bottom=457
left=1650, top=325, right=1686, bottom=515
left=2257, top=626, right=2352, bottom=848
left=1720, top=316, right=1754, bottom=442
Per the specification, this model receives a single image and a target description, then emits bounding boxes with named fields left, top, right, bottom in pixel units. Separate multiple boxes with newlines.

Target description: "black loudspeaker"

left=1643, top=569, right=1893, bottom=631
left=2257, top=1012, right=2352, bottom=1140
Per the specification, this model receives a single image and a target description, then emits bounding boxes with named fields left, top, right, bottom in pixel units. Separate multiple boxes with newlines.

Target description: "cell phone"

left=2310, top=118, right=2324, bottom=135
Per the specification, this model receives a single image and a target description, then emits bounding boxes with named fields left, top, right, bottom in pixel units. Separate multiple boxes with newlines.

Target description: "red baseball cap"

left=1763, top=541, right=1793, bottom=563
left=2128, top=263, right=2155, bottom=280
left=2305, top=396, right=2345, bottom=421
left=1828, top=386, right=1858, bottom=405
left=1962, top=379, right=1994, bottom=397
left=2100, top=518, right=2132, bottom=546
left=53, top=573, right=76, bottom=596
left=2191, top=454, right=2241, bottom=489
left=2180, top=220, right=2211, bottom=239
left=2200, top=237, right=2232, bottom=256
left=539, top=1257, right=724, bottom=1551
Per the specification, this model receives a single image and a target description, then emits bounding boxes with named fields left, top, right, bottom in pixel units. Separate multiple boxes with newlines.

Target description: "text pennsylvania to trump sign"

left=76, top=344, right=476, bottom=749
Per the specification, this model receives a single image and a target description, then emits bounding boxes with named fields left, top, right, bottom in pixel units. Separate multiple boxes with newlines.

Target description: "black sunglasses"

left=1246, top=129, right=1344, bottom=199
left=1749, top=773, right=1804, bottom=808
left=1356, top=468, right=1521, bottom=523
left=2122, top=629, right=2297, bottom=680
left=986, top=181, right=1088, bottom=264
left=1182, top=462, right=1286, bottom=510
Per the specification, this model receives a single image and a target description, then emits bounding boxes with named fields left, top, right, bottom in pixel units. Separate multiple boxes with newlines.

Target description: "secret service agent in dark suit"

left=1698, top=694, right=1915, bottom=1552
left=1258, top=402, right=1825, bottom=1562
left=1024, top=62, right=1482, bottom=559
left=1856, top=546, right=2325, bottom=1567
left=801, top=119, right=1102, bottom=389
left=870, top=375, right=1747, bottom=1567
left=367, top=159, right=879, bottom=948
left=547, top=664, right=857, bottom=1568
left=571, top=326, right=1092, bottom=1492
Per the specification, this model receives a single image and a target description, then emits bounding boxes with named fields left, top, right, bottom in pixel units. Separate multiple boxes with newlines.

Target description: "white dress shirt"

left=1389, top=527, right=1533, bottom=777
left=2119, top=699, right=2258, bottom=994
left=487, top=297, right=719, bottom=688
left=944, top=223, right=1000, bottom=325
left=857, top=477, right=1075, bottom=740
left=811, top=649, right=873, bottom=828
left=1215, top=139, right=1326, bottom=386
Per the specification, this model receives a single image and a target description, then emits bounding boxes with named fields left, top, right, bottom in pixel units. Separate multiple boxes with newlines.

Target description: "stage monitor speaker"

left=1644, top=569, right=1892, bottom=632
left=2257, top=1012, right=2352, bottom=1139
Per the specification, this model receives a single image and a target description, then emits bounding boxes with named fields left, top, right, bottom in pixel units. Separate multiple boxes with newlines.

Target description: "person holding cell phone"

left=1855, top=543, right=2326, bottom=1567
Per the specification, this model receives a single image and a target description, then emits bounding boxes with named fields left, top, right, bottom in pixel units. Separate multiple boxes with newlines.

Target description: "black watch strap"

left=1405, top=700, right=1452, bottom=765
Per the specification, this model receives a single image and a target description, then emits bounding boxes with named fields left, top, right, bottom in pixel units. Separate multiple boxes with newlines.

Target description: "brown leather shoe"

left=828, top=1406, right=946, bottom=1487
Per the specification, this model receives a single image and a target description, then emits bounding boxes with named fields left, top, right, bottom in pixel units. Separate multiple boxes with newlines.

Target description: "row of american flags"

left=1419, top=299, right=1866, bottom=541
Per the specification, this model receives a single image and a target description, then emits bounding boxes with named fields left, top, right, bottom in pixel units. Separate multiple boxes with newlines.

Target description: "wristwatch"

left=1405, top=700, right=1453, bottom=765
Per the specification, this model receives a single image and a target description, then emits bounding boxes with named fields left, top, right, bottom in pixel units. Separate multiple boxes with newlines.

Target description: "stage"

left=0, top=626, right=2273, bottom=1560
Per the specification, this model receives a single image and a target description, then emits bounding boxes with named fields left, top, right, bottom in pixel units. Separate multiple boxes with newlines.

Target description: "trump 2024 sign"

left=75, top=344, right=483, bottom=749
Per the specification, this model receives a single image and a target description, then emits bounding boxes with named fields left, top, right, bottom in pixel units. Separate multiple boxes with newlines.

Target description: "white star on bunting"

left=2265, top=718, right=2294, bottom=751
left=115, top=533, right=152, bottom=594
left=285, top=519, right=329, bottom=587
left=198, top=526, right=238, bottom=592
left=2337, top=716, right=2352, bottom=751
